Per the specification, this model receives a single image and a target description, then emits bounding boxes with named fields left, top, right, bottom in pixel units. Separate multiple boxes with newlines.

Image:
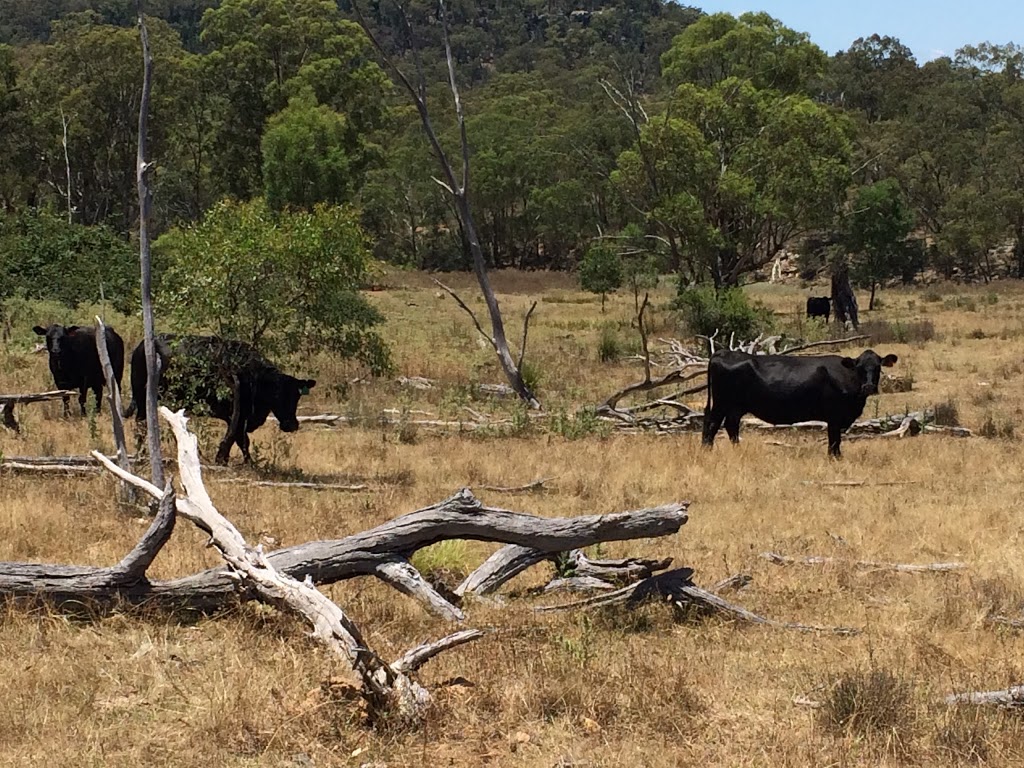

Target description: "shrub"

left=820, top=668, right=914, bottom=739
left=0, top=209, right=137, bottom=311
left=674, top=285, right=773, bottom=341
left=932, top=399, right=960, bottom=427
left=598, top=325, right=622, bottom=362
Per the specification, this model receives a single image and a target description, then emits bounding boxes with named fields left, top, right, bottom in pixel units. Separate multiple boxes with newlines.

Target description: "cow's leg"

left=827, top=422, right=843, bottom=458
left=724, top=413, right=742, bottom=443
left=236, top=430, right=252, bottom=464
left=702, top=407, right=725, bottom=448
left=93, top=385, right=104, bottom=414
left=78, top=388, right=88, bottom=416
left=61, top=395, right=71, bottom=418
left=215, top=426, right=234, bottom=465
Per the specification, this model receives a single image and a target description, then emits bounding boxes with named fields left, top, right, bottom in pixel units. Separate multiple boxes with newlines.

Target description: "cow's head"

left=33, top=324, right=80, bottom=361
left=271, top=375, right=316, bottom=432
left=842, top=349, right=898, bottom=396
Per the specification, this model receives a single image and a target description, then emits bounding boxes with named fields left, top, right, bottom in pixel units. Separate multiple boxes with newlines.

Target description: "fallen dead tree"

left=1, top=407, right=689, bottom=722
left=761, top=551, right=967, bottom=573
left=0, top=389, right=77, bottom=432
left=0, top=457, right=689, bottom=622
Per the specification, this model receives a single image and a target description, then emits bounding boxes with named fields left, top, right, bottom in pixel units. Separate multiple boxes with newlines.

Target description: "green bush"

left=0, top=208, right=137, bottom=311
left=674, top=284, right=773, bottom=341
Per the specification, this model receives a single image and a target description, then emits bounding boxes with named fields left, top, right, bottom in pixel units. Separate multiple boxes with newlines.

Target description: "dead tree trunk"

left=831, top=261, right=859, bottom=329
left=94, top=316, right=135, bottom=504
left=352, top=0, right=539, bottom=409
left=136, top=2, right=164, bottom=487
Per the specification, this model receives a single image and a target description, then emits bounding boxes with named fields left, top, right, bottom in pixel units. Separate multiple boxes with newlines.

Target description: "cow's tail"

left=123, top=397, right=136, bottom=419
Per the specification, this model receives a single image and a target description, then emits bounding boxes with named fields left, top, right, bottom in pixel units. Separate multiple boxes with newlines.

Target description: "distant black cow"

left=125, top=335, right=316, bottom=464
left=702, top=349, right=898, bottom=458
left=32, top=323, right=125, bottom=416
left=806, top=296, right=831, bottom=322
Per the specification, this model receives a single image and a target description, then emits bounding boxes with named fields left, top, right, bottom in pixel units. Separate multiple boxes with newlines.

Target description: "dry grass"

left=3, top=274, right=1024, bottom=766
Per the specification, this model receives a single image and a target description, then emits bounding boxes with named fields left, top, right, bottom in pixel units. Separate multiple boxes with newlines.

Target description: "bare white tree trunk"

left=136, top=2, right=163, bottom=487
left=60, top=108, right=72, bottom=223
left=93, top=316, right=135, bottom=504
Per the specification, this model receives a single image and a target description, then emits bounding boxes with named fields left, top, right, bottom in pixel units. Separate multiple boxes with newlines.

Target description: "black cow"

left=806, top=296, right=831, bottom=322
left=702, top=349, right=898, bottom=457
left=125, top=335, right=316, bottom=464
left=32, top=323, right=125, bottom=416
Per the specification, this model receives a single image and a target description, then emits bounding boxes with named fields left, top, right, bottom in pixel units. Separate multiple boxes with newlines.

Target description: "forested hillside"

left=1, top=0, right=1023, bottom=308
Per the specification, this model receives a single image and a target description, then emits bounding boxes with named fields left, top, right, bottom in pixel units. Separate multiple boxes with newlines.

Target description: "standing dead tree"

left=94, top=316, right=135, bottom=504
left=352, top=0, right=540, bottom=409
left=136, top=1, right=164, bottom=487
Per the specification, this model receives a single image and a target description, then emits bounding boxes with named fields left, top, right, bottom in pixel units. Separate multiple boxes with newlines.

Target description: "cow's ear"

left=66, top=325, right=79, bottom=334
left=841, top=357, right=857, bottom=369
left=881, top=354, right=898, bottom=367
left=299, top=379, right=316, bottom=395
left=32, top=326, right=47, bottom=336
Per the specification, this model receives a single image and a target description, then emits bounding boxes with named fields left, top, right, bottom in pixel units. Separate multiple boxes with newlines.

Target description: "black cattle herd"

left=30, top=297, right=892, bottom=461
left=33, top=325, right=315, bottom=464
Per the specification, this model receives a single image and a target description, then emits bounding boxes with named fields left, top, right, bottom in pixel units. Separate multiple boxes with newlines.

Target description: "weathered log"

left=561, top=550, right=672, bottom=582
left=945, top=687, right=1024, bottom=708
left=455, top=544, right=547, bottom=597
left=0, top=389, right=79, bottom=405
left=761, top=552, right=967, bottom=573
left=0, top=452, right=688, bottom=613
left=475, top=477, right=552, bottom=494
left=374, top=560, right=464, bottom=622
left=0, top=484, right=175, bottom=603
left=0, top=462, right=100, bottom=475
left=711, top=573, right=752, bottom=593
left=209, top=478, right=373, bottom=492
left=543, top=576, right=616, bottom=594
left=0, top=390, right=78, bottom=433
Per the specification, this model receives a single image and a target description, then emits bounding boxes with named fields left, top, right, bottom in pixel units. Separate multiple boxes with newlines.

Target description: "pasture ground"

left=2, top=273, right=1024, bottom=766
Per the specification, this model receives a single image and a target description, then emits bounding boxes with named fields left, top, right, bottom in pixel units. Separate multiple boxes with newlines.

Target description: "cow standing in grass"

left=124, top=335, right=316, bottom=465
left=806, top=296, right=831, bottom=322
left=33, top=323, right=124, bottom=416
left=702, top=349, right=898, bottom=458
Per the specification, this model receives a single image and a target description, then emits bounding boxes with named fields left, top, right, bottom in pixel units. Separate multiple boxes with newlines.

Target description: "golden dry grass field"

left=3, top=272, right=1024, bottom=767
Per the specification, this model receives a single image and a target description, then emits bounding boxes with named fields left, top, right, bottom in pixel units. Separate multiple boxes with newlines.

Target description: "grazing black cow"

left=702, top=349, right=898, bottom=458
left=32, top=323, right=124, bottom=416
left=125, top=335, right=316, bottom=464
left=806, top=296, right=831, bottom=322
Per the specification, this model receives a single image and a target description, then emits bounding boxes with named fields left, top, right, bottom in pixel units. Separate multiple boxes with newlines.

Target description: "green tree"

left=662, top=11, right=826, bottom=95
left=579, top=242, right=623, bottom=312
left=156, top=198, right=390, bottom=373
left=200, top=0, right=388, bottom=200
left=846, top=179, right=915, bottom=308
left=614, top=77, right=852, bottom=286
left=18, top=14, right=186, bottom=231
left=262, top=88, right=364, bottom=210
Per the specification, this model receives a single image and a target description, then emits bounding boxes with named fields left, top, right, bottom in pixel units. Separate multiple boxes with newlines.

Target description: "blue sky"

left=697, top=1, right=1022, bottom=60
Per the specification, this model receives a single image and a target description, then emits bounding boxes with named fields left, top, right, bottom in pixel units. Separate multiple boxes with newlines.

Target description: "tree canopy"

left=0, top=1, right=1023, bottom=304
